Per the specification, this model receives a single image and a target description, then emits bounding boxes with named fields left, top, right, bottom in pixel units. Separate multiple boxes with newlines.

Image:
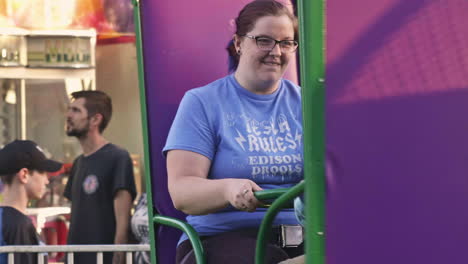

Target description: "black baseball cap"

left=0, top=140, right=62, bottom=175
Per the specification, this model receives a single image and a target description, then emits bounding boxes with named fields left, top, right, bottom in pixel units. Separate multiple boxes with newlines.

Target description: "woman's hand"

left=168, top=150, right=266, bottom=214
left=224, top=179, right=264, bottom=212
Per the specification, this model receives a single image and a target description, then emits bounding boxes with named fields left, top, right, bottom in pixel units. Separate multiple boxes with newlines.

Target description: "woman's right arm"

left=167, top=149, right=263, bottom=215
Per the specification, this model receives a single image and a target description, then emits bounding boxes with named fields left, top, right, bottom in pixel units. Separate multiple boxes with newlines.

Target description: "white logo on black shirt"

left=83, top=174, right=99, bottom=194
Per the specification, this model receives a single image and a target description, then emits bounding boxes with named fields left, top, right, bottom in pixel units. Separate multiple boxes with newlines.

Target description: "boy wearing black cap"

left=0, top=140, right=62, bottom=264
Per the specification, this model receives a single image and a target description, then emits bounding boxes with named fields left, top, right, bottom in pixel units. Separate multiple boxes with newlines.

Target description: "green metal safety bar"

left=254, top=182, right=305, bottom=264
left=132, top=0, right=158, bottom=263
left=255, top=188, right=290, bottom=201
left=132, top=0, right=206, bottom=263
left=254, top=0, right=326, bottom=262
left=298, top=0, right=326, bottom=263
left=255, top=188, right=294, bottom=208
left=153, top=215, right=206, bottom=264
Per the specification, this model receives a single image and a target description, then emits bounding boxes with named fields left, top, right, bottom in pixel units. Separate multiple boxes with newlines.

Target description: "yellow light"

left=5, top=87, right=16, bottom=105
left=7, top=0, right=77, bottom=29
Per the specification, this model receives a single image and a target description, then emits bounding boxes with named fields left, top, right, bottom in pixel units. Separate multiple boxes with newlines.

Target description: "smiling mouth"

left=262, top=61, right=281, bottom=66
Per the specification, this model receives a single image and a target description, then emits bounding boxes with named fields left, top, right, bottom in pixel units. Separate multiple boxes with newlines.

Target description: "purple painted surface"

left=327, top=0, right=468, bottom=263
left=141, top=1, right=296, bottom=263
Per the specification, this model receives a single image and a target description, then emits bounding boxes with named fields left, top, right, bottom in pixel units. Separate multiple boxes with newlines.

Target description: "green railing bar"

left=255, top=188, right=295, bottom=208
left=132, top=0, right=158, bottom=263
left=255, top=181, right=305, bottom=264
left=255, top=188, right=289, bottom=201
left=298, top=0, right=326, bottom=263
left=153, top=215, right=206, bottom=264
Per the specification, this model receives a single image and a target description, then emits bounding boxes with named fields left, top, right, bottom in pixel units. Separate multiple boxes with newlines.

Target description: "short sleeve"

left=111, top=151, right=137, bottom=200
left=63, top=161, right=76, bottom=200
left=163, top=91, right=216, bottom=160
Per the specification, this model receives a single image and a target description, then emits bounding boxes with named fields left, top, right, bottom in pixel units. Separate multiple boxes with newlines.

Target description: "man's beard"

left=66, top=124, right=89, bottom=139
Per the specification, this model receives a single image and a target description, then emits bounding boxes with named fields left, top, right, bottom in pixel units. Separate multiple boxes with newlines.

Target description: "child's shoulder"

left=1, top=206, right=30, bottom=224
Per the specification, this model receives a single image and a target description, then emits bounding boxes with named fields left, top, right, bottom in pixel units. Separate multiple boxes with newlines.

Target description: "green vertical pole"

left=132, top=0, right=158, bottom=263
left=297, top=0, right=326, bottom=263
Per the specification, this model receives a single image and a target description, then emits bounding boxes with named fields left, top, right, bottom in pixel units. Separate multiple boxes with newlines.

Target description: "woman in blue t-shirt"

left=164, top=1, right=304, bottom=263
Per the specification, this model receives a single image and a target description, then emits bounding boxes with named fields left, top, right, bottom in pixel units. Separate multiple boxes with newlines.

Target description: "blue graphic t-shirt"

left=164, top=74, right=303, bottom=243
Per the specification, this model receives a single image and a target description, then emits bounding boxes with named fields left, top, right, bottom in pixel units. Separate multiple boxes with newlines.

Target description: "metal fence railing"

left=0, top=244, right=150, bottom=264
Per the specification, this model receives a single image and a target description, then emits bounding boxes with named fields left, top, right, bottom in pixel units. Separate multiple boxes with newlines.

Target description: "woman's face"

left=235, top=15, right=295, bottom=91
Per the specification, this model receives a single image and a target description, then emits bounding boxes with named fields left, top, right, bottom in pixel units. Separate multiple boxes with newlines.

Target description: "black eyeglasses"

left=243, top=35, right=298, bottom=53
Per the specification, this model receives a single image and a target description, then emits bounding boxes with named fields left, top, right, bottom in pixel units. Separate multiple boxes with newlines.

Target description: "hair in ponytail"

left=226, top=39, right=239, bottom=73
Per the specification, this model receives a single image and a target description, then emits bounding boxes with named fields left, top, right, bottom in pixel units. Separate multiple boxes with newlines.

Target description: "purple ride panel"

left=140, top=1, right=297, bottom=263
left=327, top=0, right=468, bottom=263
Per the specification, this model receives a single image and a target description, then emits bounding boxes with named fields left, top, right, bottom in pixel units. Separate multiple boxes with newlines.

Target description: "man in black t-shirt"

left=64, top=91, right=136, bottom=264
left=0, top=140, right=62, bottom=264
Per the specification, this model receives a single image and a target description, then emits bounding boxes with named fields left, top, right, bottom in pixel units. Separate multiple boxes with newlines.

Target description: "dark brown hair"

left=227, top=0, right=299, bottom=72
left=0, top=169, right=44, bottom=185
left=71, top=90, right=112, bottom=133
left=0, top=173, right=16, bottom=185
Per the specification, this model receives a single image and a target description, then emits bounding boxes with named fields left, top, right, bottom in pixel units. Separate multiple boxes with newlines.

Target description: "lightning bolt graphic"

left=234, top=129, right=247, bottom=151
left=295, top=129, right=302, bottom=145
